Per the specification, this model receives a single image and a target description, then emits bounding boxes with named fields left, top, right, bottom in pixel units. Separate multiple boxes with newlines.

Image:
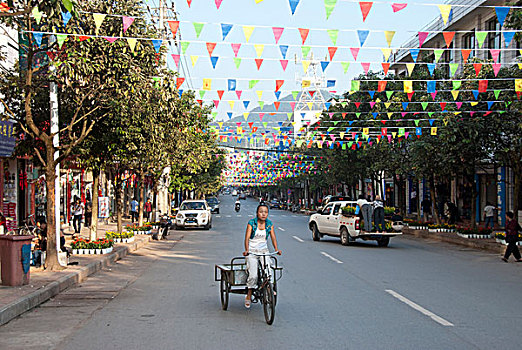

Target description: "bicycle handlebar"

left=247, top=252, right=280, bottom=257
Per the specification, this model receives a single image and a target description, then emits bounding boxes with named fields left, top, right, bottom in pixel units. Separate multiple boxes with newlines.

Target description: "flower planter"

left=95, top=249, right=101, bottom=254
left=73, top=249, right=79, bottom=255
left=88, top=249, right=95, bottom=254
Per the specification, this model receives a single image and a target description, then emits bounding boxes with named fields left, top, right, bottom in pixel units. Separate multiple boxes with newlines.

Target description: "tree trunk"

left=513, top=162, right=521, bottom=219
left=115, top=173, right=123, bottom=234
left=138, top=171, right=145, bottom=226
left=89, top=169, right=99, bottom=241
left=44, top=147, right=63, bottom=271
left=470, top=173, right=478, bottom=229
left=429, top=175, right=441, bottom=225
left=417, top=180, right=422, bottom=222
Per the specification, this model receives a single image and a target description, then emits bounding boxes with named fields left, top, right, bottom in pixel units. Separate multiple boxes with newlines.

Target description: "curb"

left=403, top=228, right=505, bottom=255
left=0, top=235, right=151, bottom=326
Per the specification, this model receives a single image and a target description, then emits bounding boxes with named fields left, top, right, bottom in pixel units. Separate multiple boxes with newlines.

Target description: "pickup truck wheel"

left=311, top=223, right=321, bottom=241
left=340, top=227, right=352, bottom=246
left=377, top=237, right=390, bottom=247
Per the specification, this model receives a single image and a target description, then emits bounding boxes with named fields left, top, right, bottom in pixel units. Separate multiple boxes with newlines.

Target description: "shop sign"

left=98, top=197, right=110, bottom=218
left=0, top=120, right=15, bottom=157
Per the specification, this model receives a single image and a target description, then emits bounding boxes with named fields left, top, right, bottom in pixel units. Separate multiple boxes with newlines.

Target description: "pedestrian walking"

left=357, top=195, right=373, bottom=232
left=72, top=199, right=84, bottom=234
left=373, top=195, right=385, bottom=233
left=502, top=212, right=522, bottom=263
left=144, top=198, right=152, bottom=222
left=84, top=199, right=92, bottom=228
left=483, top=202, right=496, bottom=229
left=130, top=198, right=138, bottom=223
left=421, top=198, right=432, bottom=222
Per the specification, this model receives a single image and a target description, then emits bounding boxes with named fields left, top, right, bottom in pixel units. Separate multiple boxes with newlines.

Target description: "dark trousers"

left=504, top=237, right=521, bottom=260
left=85, top=213, right=92, bottom=227
left=73, top=214, right=82, bottom=233
left=131, top=211, right=138, bottom=223
left=374, top=207, right=385, bottom=232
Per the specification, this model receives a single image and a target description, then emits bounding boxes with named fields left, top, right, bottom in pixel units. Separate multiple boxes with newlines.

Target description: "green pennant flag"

left=341, top=62, right=350, bottom=74
left=341, top=102, right=348, bottom=107
left=301, top=46, right=311, bottom=58
left=263, top=122, right=268, bottom=128
left=355, top=112, right=361, bottom=118
left=324, top=0, right=338, bottom=19
left=476, top=31, right=488, bottom=48
left=494, top=90, right=501, bottom=99
left=56, top=34, right=67, bottom=49
left=452, top=80, right=461, bottom=90
left=328, top=127, right=335, bottom=132
left=428, top=112, right=434, bottom=118
left=327, top=29, right=339, bottom=45
left=398, top=128, right=405, bottom=136
left=351, top=80, right=360, bottom=92
left=414, top=120, right=420, bottom=126
left=292, top=91, right=299, bottom=100
left=421, top=102, right=429, bottom=110
left=249, top=80, right=259, bottom=89
left=449, top=63, right=459, bottom=77
left=258, top=101, right=264, bottom=109
left=434, top=49, right=444, bottom=62
left=348, top=142, right=353, bottom=148
left=181, top=41, right=190, bottom=54
left=193, top=22, right=205, bottom=38
left=287, top=113, right=293, bottom=120
left=386, top=91, right=394, bottom=99
left=342, top=143, right=346, bottom=150
left=199, top=90, right=206, bottom=99
left=233, top=57, right=241, bottom=69
left=212, top=112, right=217, bottom=118
left=62, top=0, right=73, bottom=12
left=333, top=121, right=339, bottom=126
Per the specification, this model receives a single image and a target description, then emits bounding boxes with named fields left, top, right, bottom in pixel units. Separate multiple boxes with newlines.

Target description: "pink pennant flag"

left=259, top=113, right=265, bottom=121
left=490, top=49, right=500, bottom=63
left=215, top=0, right=223, bottom=9
left=361, top=62, right=371, bottom=74
left=104, top=37, right=118, bottom=43
left=492, top=63, right=501, bottom=77
left=455, top=102, right=463, bottom=109
left=418, top=32, right=428, bottom=47
left=391, top=3, right=407, bottom=12
left=213, top=100, right=220, bottom=108
left=122, top=16, right=135, bottom=33
left=280, top=59, right=289, bottom=71
left=290, top=102, right=296, bottom=110
left=171, top=54, right=180, bottom=68
left=231, top=43, right=241, bottom=57
left=370, top=101, right=376, bottom=109
left=236, top=90, right=242, bottom=99
left=350, top=47, right=360, bottom=61
left=431, top=92, right=437, bottom=100
left=401, top=112, right=407, bottom=117
left=272, top=27, right=284, bottom=43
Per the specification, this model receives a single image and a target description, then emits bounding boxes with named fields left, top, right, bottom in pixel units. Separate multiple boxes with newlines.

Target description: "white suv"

left=175, top=200, right=212, bottom=230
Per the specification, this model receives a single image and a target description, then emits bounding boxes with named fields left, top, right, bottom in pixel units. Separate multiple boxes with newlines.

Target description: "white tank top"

left=249, top=228, right=268, bottom=252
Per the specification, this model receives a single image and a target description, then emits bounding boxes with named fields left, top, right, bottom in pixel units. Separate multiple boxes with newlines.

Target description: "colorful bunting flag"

left=122, top=16, right=135, bottom=33
left=221, top=23, right=233, bottom=40
left=324, top=0, right=338, bottom=19
left=327, top=29, right=339, bottom=45
left=93, top=13, right=107, bottom=34
left=392, top=3, right=407, bottom=12
left=193, top=22, right=205, bottom=38
left=438, top=5, right=451, bottom=25
left=272, top=27, right=284, bottom=43
left=418, top=32, right=428, bottom=47
left=243, top=26, right=254, bottom=42
left=289, top=0, right=300, bottom=14
left=359, top=1, right=373, bottom=22
left=384, top=31, right=395, bottom=47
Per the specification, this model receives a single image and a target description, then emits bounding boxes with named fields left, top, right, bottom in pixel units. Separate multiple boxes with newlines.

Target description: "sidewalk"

left=0, top=219, right=153, bottom=326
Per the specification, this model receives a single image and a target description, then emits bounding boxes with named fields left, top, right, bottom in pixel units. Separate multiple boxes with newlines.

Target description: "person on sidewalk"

left=483, top=202, right=496, bottom=229
left=502, top=211, right=522, bottom=263
left=373, top=195, right=385, bottom=233
left=144, top=198, right=152, bottom=222
left=72, top=199, right=84, bottom=234
left=357, top=195, right=373, bottom=233
left=421, top=198, right=432, bottom=222
left=84, top=200, right=93, bottom=228
left=130, top=198, right=138, bottom=223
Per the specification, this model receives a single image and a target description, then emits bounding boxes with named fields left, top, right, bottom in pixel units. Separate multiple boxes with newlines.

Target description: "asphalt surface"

left=2, top=196, right=522, bottom=350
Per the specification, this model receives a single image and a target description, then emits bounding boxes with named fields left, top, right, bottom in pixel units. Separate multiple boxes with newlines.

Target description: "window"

left=462, top=33, right=475, bottom=59
left=322, top=204, right=333, bottom=215
left=333, top=204, right=342, bottom=215
left=487, top=19, right=501, bottom=61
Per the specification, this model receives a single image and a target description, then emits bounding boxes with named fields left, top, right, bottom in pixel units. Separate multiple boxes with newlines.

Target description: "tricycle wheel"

left=377, top=237, right=390, bottom=247
left=220, top=278, right=230, bottom=310
left=263, top=282, right=275, bottom=325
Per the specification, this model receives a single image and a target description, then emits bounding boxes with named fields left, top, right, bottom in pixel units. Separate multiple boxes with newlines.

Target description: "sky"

left=150, top=0, right=443, bottom=121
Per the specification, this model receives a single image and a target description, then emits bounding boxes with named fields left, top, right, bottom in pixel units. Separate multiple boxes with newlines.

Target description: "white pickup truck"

left=308, top=200, right=402, bottom=247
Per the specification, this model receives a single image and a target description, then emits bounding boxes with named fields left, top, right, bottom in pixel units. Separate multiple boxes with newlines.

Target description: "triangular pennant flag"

left=409, top=48, right=419, bottom=62
left=492, top=63, right=501, bottom=77
left=243, top=26, right=254, bottom=42
left=421, top=102, right=429, bottom=110
left=503, top=31, right=515, bottom=47
left=443, top=31, right=455, bottom=48
left=274, top=102, right=281, bottom=111
left=473, top=63, right=482, bottom=77
left=357, top=30, right=369, bottom=46
left=181, top=41, right=190, bottom=54
left=434, top=49, right=444, bottom=62
left=476, top=31, right=487, bottom=48
left=438, top=5, right=452, bottom=25
left=418, top=32, right=428, bottom=47
left=215, top=0, right=223, bottom=9
left=187, top=0, right=193, bottom=7
left=168, top=21, right=180, bottom=37
left=301, top=46, right=311, bottom=58
left=33, top=32, right=43, bottom=47
left=449, top=63, right=459, bottom=77
left=151, top=39, right=162, bottom=53
left=210, top=56, right=219, bottom=69
left=235, top=90, right=242, bottom=99
left=495, top=7, right=510, bottom=27
left=32, top=7, right=43, bottom=25
left=231, top=43, right=241, bottom=57
left=256, top=90, right=263, bottom=99
left=259, top=101, right=265, bottom=109
left=292, top=91, right=299, bottom=100
left=272, top=27, right=284, bottom=43
left=392, top=3, right=407, bottom=12
left=472, top=90, right=479, bottom=100
left=62, top=11, right=72, bottom=27
left=384, top=30, right=395, bottom=47
left=324, top=0, right=338, bottom=19
left=327, top=29, right=339, bottom=45
left=203, top=79, right=211, bottom=91
left=455, top=101, right=462, bottom=109
left=190, top=55, right=199, bottom=67
left=298, top=28, right=309, bottom=44
left=386, top=90, right=393, bottom=99
left=406, top=63, right=415, bottom=76
left=56, top=34, right=67, bottom=48
left=381, top=63, right=390, bottom=75
left=280, top=59, right=289, bottom=71
left=193, top=22, right=205, bottom=38
left=217, top=90, right=225, bottom=100
left=378, top=80, right=387, bottom=92
left=452, top=80, right=461, bottom=90
left=228, top=101, right=235, bottom=109
left=361, top=62, right=371, bottom=75
left=206, top=42, right=217, bottom=56
left=321, top=61, right=330, bottom=72
left=93, top=13, right=107, bottom=34
left=289, top=0, right=300, bottom=14
left=490, top=49, right=501, bottom=63
left=494, top=90, right=501, bottom=99
left=233, top=57, right=241, bottom=68
left=478, top=79, right=488, bottom=93
left=382, top=48, right=392, bottom=61
left=275, top=91, right=281, bottom=100
left=254, top=44, right=265, bottom=57
left=350, top=47, right=360, bottom=61
left=176, top=77, right=185, bottom=89
left=128, top=38, right=137, bottom=53
left=122, top=16, right=135, bottom=33
left=279, top=45, right=289, bottom=59
left=359, top=1, right=373, bottom=21
left=451, top=90, right=459, bottom=100
left=221, top=23, right=233, bottom=40
left=341, top=62, right=350, bottom=74
left=461, top=49, right=471, bottom=62
left=275, top=80, right=284, bottom=92
left=243, top=101, right=250, bottom=109
left=302, top=60, right=311, bottom=72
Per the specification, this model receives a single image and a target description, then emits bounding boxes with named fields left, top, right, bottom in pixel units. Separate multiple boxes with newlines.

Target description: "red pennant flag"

left=168, top=21, right=179, bottom=36
left=217, top=90, right=225, bottom=100
left=478, top=79, right=488, bottom=93
left=378, top=80, right=387, bottom=92
left=298, top=28, right=309, bottom=44
left=187, top=0, right=192, bottom=7
left=213, top=100, right=220, bottom=108
left=354, top=102, right=361, bottom=109
left=407, top=92, right=414, bottom=101
left=473, top=63, right=482, bottom=77
left=443, top=32, right=455, bottom=48
left=461, top=49, right=472, bottom=62
left=391, top=3, right=407, bottom=12
left=280, top=59, right=289, bottom=71
left=248, top=122, right=254, bottom=129
left=197, top=99, right=203, bottom=106
left=252, top=127, right=258, bottom=133
left=359, top=2, right=373, bottom=22
left=272, top=27, right=284, bottom=43
left=328, top=47, right=338, bottom=60
left=78, top=36, right=90, bottom=41
left=381, top=63, right=390, bottom=75
left=274, top=102, right=281, bottom=110
left=176, top=77, right=185, bottom=89
left=206, top=42, right=217, bottom=56
left=255, top=58, right=264, bottom=70
left=440, top=102, right=447, bottom=110
left=276, top=80, right=284, bottom=92
left=342, top=112, right=347, bottom=119
left=231, top=43, right=241, bottom=57
left=215, top=0, right=223, bottom=9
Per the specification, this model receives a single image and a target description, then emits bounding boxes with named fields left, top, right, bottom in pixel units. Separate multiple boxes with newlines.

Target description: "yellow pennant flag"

left=243, top=26, right=255, bottom=42
left=256, top=90, right=263, bottom=100
left=340, top=132, right=345, bottom=139
left=218, top=122, right=224, bottom=129
left=307, top=102, right=313, bottom=110
left=451, top=90, right=459, bottom=100
left=237, top=127, right=243, bottom=134
left=518, top=63, right=522, bottom=70
left=302, top=60, right=311, bottom=73
left=243, top=113, right=249, bottom=121
left=93, top=13, right=107, bottom=34
left=317, top=141, right=323, bottom=149
left=203, top=78, right=211, bottom=90
left=384, top=102, right=392, bottom=109
left=384, top=31, right=395, bottom=47
left=406, top=63, right=415, bottom=76
left=228, top=101, right=235, bottom=109
left=404, top=80, right=413, bottom=93
left=387, top=112, right=393, bottom=119
left=454, top=112, right=461, bottom=116
left=443, top=119, right=449, bottom=126
left=255, top=0, right=264, bottom=3
left=515, top=79, right=522, bottom=92
left=127, top=38, right=137, bottom=53
left=302, top=79, right=311, bottom=88
left=254, top=44, right=264, bottom=57
left=363, top=128, right=369, bottom=135
left=391, top=132, right=397, bottom=138
left=381, top=48, right=392, bottom=61
left=431, top=127, right=438, bottom=135
left=190, top=55, right=199, bottom=67
left=438, top=5, right=451, bottom=25
left=470, top=102, right=479, bottom=106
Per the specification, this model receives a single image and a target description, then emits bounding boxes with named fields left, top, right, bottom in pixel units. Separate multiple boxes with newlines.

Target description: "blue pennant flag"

left=210, top=56, right=219, bottom=69
left=472, top=90, right=479, bottom=100
left=324, top=102, right=331, bottom=110
left=416, top=127, right=422, bottom=135
left=427, top=63, right=436, bottom=76
left=289, top=0, right=300, bottom=15
left=346, top=127, right=351, bottom=132
left=372, top=112, right=378, bottom=119
left=179, top=90, right=183, bottom=98
left=487, top=101, right=494, bottom=110
left=280, top=45, right=289, bottom=59
left=301, top=113, right=306, bottom=118
left=327, top=80, right=336, bottom=87
left=243, top=101, right=250, bottom=109
left=228, top=79, right=236, bottom=91
left=221, top=23, right=233, bottom=40
left=503, top=31, right=515, bottom=47
left=357, top=30, right=369, bottom=46
left=274, top=91, right=281, bottom=100
left=62, top=11, right=72, bottom=27
left=330, top=142, right=335, bottom=149
left=368, top=91, right=375, bottom=98
left=410, top=48, right=420, bottom=62
left=321, top=61, right=330, bottom=72
left=427, top=80, right=436, bottom=93
left=402, top=102, right=409, bottom=110
left=227, top=112, right=233, bottom=119
left=33, top=32, right=43, bottom=47
left=151, top=39, right=162, bottom=53
left=495, top=7, right=510, bottom=27
left=348, top=121, right=354, bottom=126
left=429, top=119, right=435, bottom=126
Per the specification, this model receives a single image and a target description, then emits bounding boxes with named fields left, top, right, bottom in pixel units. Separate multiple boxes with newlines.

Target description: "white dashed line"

left=293, top=236, right=304, bottom=242
left=385, top=289, right=454, bottom=327
left=215, top=215, right=221, bottom=218
left=320, top=251, right=343, bottom=264
left=282, top=215, right=287, bottom=217
left=225, top=215, right=232, bottom=218
left=248, top=214, right=254, bottom=217
left=278, top=227, right=286, bottom=231
left=237, top=215, right=242, bottom=217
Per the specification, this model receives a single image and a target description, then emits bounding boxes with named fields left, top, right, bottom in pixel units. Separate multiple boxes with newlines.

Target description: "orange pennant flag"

left=298, top=28, right=309, bottom=44
left=381, top=63, right=390, bottom=75
left=443, top=32, right=455, bottom=48
left=328, top=47, right=338, bottom=60
left=255, top=58, right=264, bottom=70
left=168, top=21, right=179, bottom=36
left=275, top=80, right=284, bottom=91
left=461, top=49, right=472, bottom=62
left=473, top=63, right=483, bottom=77
left=206, top=42, right=217, bottom=56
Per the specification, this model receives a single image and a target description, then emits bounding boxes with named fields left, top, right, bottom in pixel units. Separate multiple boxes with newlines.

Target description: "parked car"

left=206, top=197, right=220, bottom=214
left=268, top=199, right=283, bottom=209
left=175, top=200, right=212, bottom=230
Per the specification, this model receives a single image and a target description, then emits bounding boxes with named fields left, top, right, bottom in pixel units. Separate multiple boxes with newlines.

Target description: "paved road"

left=2, top=196, right=522, bottom=349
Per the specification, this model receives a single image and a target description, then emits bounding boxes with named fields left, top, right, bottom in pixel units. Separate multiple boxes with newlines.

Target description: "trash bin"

left=0, top=235, right=34, bottom=286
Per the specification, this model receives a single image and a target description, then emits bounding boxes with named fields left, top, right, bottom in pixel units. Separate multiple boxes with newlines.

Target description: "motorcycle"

left=235, top=202, right=241, bottom=212
left=153, top=213, right=171, bottom=240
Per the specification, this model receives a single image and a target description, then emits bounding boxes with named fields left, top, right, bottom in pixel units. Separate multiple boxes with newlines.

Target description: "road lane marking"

left=237, top=215, right=242, bottom=217
left=282, top=215, right=287, bottom=217
left=320, top=251, right=343, bottom=264
left=385, top=289, right=454, bottom=327
left=215, top=215, right=221, bottom=218
left=226, top=215, right=232, bottom=218
left=278, top=227, right=286, bottom=231
left=293, top=236, right=304, bottom=242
